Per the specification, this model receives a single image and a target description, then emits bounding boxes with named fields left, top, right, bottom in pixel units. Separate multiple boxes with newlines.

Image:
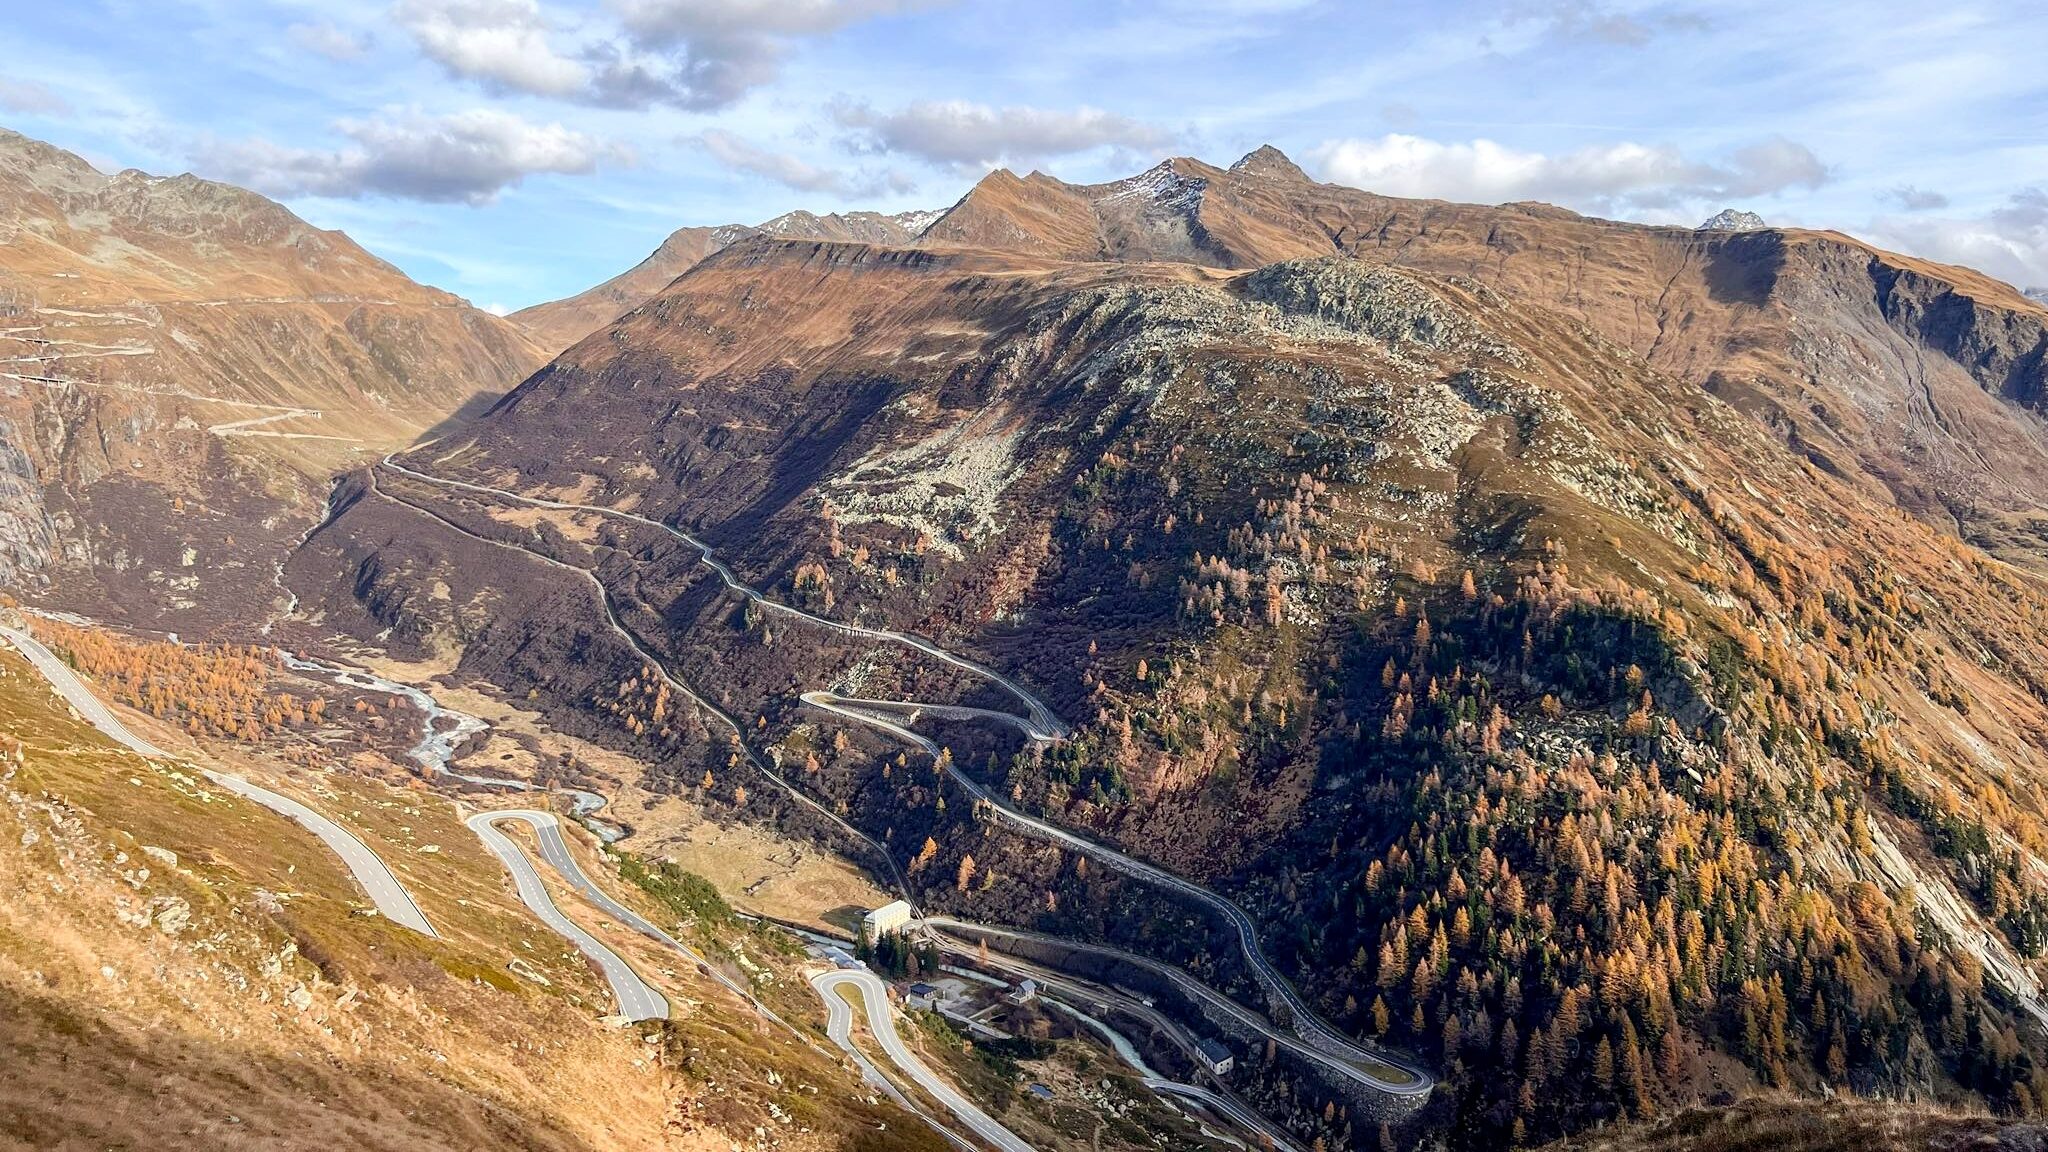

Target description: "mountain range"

left=10, top=124, right=2048, bottom=1152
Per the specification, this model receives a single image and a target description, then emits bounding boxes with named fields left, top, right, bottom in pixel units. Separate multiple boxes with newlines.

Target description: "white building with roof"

left=861, top=899, right=915, bottom=941
left=1196, top=1038, right=1234, bottom=1076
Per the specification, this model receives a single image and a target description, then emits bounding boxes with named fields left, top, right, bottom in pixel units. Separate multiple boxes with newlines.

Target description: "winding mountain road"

left=466, top=809, right=669, bottom=1021
left=378, top=455, right=1065, bottom=738
left=363, top=465, right=914, bottom=899
left=373, top=457, right=1430, bottom=1099
left=812, top=697, right=1429, bottom=1094
left=813, top=969, right=1035, bottom=1152
left=926, top=917, right=1425, bottom=1094
left=932, top=925, right=1312, bottom=1151
left=1, top=622, right=437, bottom=936
left=1144, top=1081, right=1303, bottom=1152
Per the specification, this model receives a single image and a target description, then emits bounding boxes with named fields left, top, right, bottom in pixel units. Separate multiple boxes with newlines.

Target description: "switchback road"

left=812, top=968, right=1035, bottom=1152
left=376, top=457, right=1431, bottom=1099
left=466, top=809, right=668, bottom=1021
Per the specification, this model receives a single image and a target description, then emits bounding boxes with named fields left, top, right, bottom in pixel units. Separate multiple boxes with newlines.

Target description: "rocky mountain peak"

left=1698, top=208, right=1767, bottom=231
left=709, top=223, right=759, bottom=247
left=1230, top=144, right=1310, bottom=182
left=1097, top=159, right=1207, bottom=213
left=0, top=128, right=324, bottom=256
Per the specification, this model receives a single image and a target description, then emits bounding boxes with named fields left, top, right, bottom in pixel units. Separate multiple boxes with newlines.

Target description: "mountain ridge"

left=0, top=124, right=546, bottom=627
left=509, top=206, right=944, bottom=351
left=18, top=121, right=2048, bottom=1152
left=514, top=146, right=2048, bottom=574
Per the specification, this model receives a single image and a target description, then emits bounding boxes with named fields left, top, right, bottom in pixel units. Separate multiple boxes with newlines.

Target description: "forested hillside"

left=290, top=183, right=2048, bottom=1149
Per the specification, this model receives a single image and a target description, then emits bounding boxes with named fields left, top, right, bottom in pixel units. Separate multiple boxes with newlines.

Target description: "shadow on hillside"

left=412, top=388, right=511, bottom=447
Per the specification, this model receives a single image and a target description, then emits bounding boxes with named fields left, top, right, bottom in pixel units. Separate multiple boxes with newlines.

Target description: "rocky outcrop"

left=1698, top=208, right=1767, bottom=231
left=510, top=207, right=941, bottom=353
left=0, top=416, right=51, bottom=587
left=1869, top=255, right=2048, bottom=408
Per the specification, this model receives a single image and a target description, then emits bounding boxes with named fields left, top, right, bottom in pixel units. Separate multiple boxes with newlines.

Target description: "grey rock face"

left=1699, top=208, right=1767, bottom=231
left=0, top=416, right=52, bottom=587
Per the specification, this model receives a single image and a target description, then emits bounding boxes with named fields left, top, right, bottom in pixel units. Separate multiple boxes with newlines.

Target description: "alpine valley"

left=9, top=120, right=2048, bottom=1152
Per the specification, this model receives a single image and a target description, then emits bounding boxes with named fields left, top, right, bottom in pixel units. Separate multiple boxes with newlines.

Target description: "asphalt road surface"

left=925, top=916, right=1427, bottom=1094
left=812, top=968, right=1034, bottom=1152
left=362, top=466, right=914, bottom=900
left=2, top=622, right=437, bottom=937
left=466, top=809, right=669, bottom=1022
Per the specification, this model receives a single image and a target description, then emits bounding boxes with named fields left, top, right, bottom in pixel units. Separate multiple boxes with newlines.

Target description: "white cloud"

left=612, top=0, right=937, bottom=110
left=287, top=21, right=371, bottom=61
left=695, top=129, right=914, bottom=197
left=614, top=0, right=926, bottom=46
left=696, top=130, right=846, bottom=193
left=1881, top=185, right=1950, bottom=212
left=395, top=0, right=589, bottom=97
left=1307, top=133, right=1826, bottom=212
left=1501, top=1, right=1708, bottom=47
left=1863, top=188, right=2048, bottom=293
left=0, top=79, right=72, bottom=117
left=200, top=108, right=628, bottom=205
left=833, top=100, right=1174, bottom=170
left=388, top=0, right=929, bottom=110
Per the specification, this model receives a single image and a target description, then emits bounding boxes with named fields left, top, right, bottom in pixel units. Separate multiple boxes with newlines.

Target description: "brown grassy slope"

left=0, top=635, right=944, bottom=1152
left=511, top=226, right=734, bottom=353
left=329, top=246, right=2048, bottom=1149
left=0, top=645, right=665, bottom=1152
left=505, top=148, right=2048, bottom=571
left=0, top=127, right=543, bottom=441
left=510, top=210, right=940, bottom=353
left=911, top=150, right=2048, bottom=564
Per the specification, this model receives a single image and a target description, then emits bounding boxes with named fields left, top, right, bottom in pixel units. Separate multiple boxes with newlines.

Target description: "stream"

left=273, top=650, right=624, bottom=841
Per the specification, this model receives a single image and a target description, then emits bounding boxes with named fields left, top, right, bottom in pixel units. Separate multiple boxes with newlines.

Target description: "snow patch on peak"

left=891, top=208, right=944, bottom=237
left=1230, top=145, right=1308, bottom=182
left=757, top=211, right=822, bottom=237
left=1098, top=161, right=1206, bottom=214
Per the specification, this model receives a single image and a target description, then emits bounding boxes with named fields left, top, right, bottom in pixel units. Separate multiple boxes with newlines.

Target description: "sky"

left=3, top=0, right=2044, bottom=313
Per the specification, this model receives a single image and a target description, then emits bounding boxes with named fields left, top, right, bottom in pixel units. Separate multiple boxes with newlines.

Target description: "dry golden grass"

left=0, top=643, right=943, bottom=1152
left=0, top=647, right=670, bottom=1152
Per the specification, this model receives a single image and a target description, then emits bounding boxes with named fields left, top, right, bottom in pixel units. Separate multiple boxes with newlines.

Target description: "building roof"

left=1196, top=1038, right=1233, bottom=1063
left=862, top=899, right=914, bottom=922
left=908, top=982, right=938, bottom=995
